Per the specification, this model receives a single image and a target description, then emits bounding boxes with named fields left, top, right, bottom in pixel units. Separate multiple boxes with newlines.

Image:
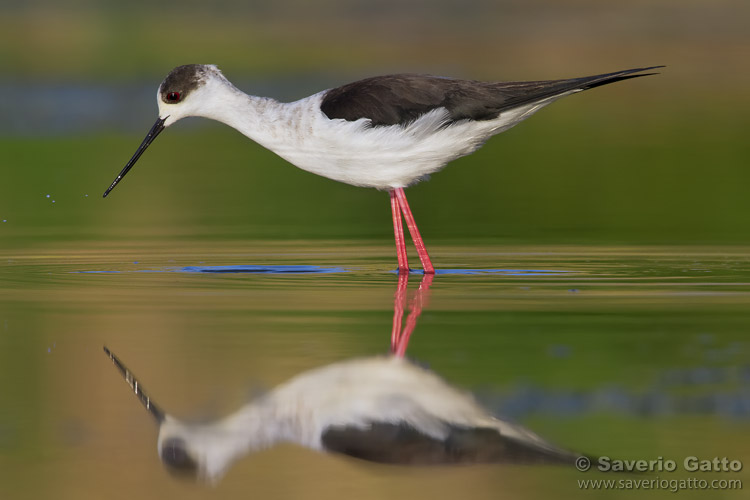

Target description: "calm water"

left=1, top=242, right=749, bottom=499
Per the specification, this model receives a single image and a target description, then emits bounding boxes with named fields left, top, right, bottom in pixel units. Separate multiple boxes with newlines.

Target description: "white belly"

left=234, top=92, right=572, bottom=190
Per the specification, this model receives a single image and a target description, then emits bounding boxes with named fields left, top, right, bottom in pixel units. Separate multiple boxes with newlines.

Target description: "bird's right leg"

left=390, top=190, right=410, bottom=273
left=391, top=271, right=409, bottom=353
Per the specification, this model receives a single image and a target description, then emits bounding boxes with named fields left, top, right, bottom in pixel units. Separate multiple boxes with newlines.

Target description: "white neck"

left=193, top=77, right=304, bottom=154
left=159, top=397, right=290, bottom=482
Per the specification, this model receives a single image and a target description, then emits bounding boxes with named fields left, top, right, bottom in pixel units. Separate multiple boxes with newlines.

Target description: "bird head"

left=156, top=64, right=225, bottom=127
left=102, top=64, right=226, bottom=198
left=156, top=416, right=238, bottom=483
left=102, top=346, right=239, bottom=483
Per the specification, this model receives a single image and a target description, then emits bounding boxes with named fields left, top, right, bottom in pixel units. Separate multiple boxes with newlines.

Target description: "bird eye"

left=166, top=92, right=181, bottom=102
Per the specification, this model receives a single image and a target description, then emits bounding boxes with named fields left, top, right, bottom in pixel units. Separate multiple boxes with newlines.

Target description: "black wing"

left=321, top=421, right=579, bottom=465
left=320, top=66, right=663, bottom=127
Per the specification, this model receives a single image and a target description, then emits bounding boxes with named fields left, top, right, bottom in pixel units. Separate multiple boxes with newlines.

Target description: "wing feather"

left=320, top=66, right=662, bottom=127
left=321, top=421, right=580, bottom=465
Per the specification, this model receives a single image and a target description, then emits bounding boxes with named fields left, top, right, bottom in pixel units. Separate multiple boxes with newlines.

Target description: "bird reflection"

left=103, top=274, right=585, bottom=483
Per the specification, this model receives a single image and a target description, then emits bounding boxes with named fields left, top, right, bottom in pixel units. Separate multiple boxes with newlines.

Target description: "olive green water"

left=1, top=242, right=749, bottom=499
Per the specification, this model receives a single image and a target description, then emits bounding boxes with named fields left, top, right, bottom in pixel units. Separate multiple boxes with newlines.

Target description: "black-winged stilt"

left=103, top=65, right=662, bottom=273
left=103, top=346, right=587, bottom=482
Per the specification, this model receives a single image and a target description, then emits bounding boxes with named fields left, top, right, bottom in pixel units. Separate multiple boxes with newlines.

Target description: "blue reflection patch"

left=396, top=269, right=572, bottom=276
left=179, top=265, right=347, bottom=274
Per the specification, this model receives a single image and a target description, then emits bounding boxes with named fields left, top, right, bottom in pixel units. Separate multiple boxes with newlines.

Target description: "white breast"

left=266, top=357, right=496, bottom=449
left=260, top=92, right=575, bottom=190
left=198, top=80, right=574, bottom=190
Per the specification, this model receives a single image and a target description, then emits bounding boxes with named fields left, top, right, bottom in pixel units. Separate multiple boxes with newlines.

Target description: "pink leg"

left=393, top=272, right=434, bottom=358
left=390, top=271, right=409, bottom=353
left=393, top=188, right=435, bottom=274
left=390, top=190, right=409, bottom=273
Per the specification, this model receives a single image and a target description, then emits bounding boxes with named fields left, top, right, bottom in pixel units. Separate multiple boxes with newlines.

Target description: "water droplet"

left=46, top=194, right=50, bottom=198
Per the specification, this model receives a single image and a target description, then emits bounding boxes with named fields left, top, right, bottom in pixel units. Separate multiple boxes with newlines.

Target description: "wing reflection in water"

left=103, top=274, right=588, bottom=483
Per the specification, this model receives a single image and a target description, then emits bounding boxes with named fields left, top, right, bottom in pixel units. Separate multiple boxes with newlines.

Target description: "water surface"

left=1, top=242, right=749, bottom=499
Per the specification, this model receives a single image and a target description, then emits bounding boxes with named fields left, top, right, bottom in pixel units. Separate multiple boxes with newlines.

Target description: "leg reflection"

left=390, top=271, right=434, bottom=358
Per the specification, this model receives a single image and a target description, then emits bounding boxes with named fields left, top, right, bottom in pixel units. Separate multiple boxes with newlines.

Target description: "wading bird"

left=103, top=65, right=661, bottom=273
left=103, top=346, right=585, bottom=483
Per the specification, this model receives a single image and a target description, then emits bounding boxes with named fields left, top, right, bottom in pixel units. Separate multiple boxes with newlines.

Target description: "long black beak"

left=103, top=116, right=167, bottom=198
left=103, top=346, right=166, bottom=423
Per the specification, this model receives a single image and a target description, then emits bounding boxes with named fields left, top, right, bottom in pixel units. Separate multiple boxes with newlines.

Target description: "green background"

left=1, top=0, right=748, bottom=249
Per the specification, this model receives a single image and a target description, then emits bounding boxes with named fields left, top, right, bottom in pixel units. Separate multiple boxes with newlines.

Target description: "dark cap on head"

left=161, top=438, right=199, bottom=478
left=159, top=64, right=211, bottom=104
